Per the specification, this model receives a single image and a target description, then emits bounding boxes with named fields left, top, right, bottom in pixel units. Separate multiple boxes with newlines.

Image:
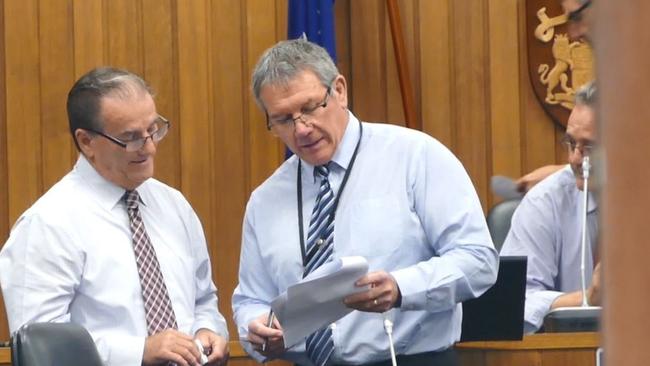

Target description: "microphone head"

left=582, top=156, right=591, bottom=179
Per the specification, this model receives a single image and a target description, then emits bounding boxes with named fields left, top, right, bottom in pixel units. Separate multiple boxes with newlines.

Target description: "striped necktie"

left=304, top=165, right=335, bottom=366
left=124, top=190, right=178, bottom=335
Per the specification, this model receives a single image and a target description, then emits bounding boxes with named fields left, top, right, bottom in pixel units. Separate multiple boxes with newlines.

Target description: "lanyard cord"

left=297, top=120, right=363, bottom=275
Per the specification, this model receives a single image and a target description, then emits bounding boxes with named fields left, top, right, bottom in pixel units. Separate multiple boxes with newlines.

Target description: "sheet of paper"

left=270, top=256, right=369, bottom=348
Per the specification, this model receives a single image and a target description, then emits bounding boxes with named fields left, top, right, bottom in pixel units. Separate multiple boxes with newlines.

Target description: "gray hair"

left=67, top=67, right=153, bottom=150
left=574, top=81, right=596, bottom=107
left=251, top=38, right=339, bottom=110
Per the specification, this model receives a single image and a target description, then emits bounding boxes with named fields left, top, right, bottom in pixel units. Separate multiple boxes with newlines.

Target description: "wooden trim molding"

left=455, top=332, right=599, bottom=351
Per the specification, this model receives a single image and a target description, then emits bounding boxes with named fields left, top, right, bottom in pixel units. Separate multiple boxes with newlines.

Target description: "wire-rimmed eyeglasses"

left=266, top=86, right=331, bottom=131
left=86, top=115, right=170, bottom=152
left=562, top=134, right=594, bottom=156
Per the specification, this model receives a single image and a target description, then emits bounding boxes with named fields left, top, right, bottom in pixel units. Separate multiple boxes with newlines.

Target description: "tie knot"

left=124, top=190, right=140, bottom=210
left=315, top=165, right=330, bottom=179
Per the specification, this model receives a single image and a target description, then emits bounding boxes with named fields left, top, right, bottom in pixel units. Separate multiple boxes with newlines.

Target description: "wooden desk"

left=0, top=334, right=598, bottom=366
left=0, top=348, right=8, bottom=366
left=0, top=341, right=291, bottom=366
left=456, top=332, right=600, bottom=366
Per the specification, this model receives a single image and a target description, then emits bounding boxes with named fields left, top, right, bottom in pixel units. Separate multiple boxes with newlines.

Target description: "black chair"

left=486, top=198, right=521, bottom=252
left=11, top=322, right=103, bottom=366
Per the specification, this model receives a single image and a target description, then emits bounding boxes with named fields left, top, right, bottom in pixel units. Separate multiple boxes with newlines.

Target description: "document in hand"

left=270, top=256, right=369, bottom=348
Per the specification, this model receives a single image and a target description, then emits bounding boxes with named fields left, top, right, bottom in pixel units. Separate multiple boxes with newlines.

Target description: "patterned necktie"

left=305, top=165, right=335, bottom=366
left=124, top=190, right=178, bottom=335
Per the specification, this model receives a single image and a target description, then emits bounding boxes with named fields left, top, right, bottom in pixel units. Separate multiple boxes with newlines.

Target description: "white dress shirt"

left=0, top=155, right=228, bottom=365
left=232, top=112, right=498, bottom=365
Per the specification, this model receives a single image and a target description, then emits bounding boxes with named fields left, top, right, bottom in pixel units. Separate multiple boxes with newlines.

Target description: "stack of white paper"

left=271, top=256, right=369, bottom=347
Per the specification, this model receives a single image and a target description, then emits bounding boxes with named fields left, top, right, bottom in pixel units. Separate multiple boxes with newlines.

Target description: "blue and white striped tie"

left=305, top=164, right=335, bottom=366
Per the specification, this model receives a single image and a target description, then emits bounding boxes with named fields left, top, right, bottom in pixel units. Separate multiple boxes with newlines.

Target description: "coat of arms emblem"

left=526, top=0, right=594, bottom=127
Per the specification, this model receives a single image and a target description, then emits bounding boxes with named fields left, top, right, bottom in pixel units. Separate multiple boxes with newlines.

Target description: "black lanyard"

left=297, top=120, right=363, bottom=273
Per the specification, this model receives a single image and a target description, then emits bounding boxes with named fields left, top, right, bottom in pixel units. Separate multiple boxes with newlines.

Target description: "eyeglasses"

left=568, top=0, right=592, bottom=22
left=87, top=115, right=170, bottom=152
left=266, top=86, right=331, bottom=131
left=562, top=134, right=594, bottom=156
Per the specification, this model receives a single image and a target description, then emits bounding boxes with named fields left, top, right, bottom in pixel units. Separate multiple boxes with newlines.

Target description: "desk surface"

left=456, top=331, right=599, bottom=350
left=0, top=333, right=599, bottom=364
left=0, top=341, right=249, bottom=364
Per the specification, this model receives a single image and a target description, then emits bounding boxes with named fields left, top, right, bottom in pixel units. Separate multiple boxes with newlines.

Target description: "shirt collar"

left=74, top=155, right=146, bottom=210
left=303, top=111, right=360, bottom=182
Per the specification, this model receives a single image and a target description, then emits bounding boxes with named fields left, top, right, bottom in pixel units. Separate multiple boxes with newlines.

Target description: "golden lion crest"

left=534, top=7, right=594, bottom=110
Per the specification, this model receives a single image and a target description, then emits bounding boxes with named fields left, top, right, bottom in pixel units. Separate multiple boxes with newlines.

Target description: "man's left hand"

left=194, top=328, right=229, bottom=366
left=344, top=271, right=400, bottom=312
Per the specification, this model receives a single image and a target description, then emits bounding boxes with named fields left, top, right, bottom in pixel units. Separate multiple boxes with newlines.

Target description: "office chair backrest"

left=486, top=198, right=521, bottom=252
left=11, top=322, right=103, bottom=366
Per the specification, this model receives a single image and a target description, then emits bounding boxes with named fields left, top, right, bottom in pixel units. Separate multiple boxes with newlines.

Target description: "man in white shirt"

left=0, top=67, right=229, bottom=366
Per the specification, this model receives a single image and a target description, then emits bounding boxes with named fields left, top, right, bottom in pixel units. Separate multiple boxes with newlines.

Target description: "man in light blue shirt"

left=232, top=38, right=498, bottom=366
left=500, top=82, right=600, bottom=333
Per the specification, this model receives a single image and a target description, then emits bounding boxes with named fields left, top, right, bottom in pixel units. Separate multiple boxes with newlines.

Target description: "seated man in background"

left=232, top=38, right=498, bottom=366
left=0, top=67, right=229, bottom=366
left=501, top=82, right=600, bottom=333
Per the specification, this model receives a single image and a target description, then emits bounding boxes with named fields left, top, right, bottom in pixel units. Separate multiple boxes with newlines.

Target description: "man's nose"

left=293, top=118, right=312, bottom=134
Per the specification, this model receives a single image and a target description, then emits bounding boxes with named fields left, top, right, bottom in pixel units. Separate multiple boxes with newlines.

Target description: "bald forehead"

left=567, top=104, right=596, bottom=136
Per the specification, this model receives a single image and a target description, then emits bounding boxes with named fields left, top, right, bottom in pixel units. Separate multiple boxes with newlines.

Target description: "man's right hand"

left=516, top=164, right=564, bottom=193
left=143, top=329, right=203, bottom=366
left=587, top=262, right=601, bottom=306
left=247, top=312, right=284, bottom=359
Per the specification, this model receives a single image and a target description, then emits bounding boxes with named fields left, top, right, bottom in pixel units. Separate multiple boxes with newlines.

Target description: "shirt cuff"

left=525, top=290, right=564, bottom=332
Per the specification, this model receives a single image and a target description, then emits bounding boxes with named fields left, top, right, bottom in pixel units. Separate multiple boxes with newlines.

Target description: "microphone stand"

left=543, top=156, right=601, bottom=332
left=580, top=156, right=591, bottom=307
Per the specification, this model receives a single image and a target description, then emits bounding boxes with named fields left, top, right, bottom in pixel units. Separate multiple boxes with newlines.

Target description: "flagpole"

left=386, top=0, right=418, bottom=130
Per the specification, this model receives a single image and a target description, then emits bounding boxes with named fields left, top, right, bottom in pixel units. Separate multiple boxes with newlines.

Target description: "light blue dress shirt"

left=500, top=166, right=599, bottom=333
left=232, top=112, right=498, bottom=365
left=0, top=156, right=228, bottom=365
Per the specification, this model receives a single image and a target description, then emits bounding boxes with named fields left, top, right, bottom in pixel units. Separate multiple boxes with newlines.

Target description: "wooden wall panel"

left=0, top=0, right=564, bottom=346
left=105, top=0, right=143, bottom=72
left=419, top=0, right=453, bottom=147
left=334, top=0, right=351, bottom=106
left=39, top=0, right=75, bottom=191
left=244, top=0, right=284, bottom=191
left=5, top=0, right=42, bottom=225
left=72, top=0, right=105, bottom=76
left=0, top=0, right=7, bottom=341
left=383, top=0, right=406, bottom=126
left=142, top=0, right=180, bottom=188
left=176, top=0, right=215, bottom=271
left=488, top=0, right=522, bottom=186
left=210, top=0, right=248, bottom=338
left=350, top=1, right=386, bottom=123
left=450, top=0, right=491, bottom=207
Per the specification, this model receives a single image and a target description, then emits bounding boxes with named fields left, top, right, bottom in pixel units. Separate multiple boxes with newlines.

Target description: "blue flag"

left=288, top=0, right=337, bottom=63
left=286, top=0, right=337, bottom=158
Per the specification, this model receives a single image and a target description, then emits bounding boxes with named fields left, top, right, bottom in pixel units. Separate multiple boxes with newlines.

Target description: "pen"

left=261, top=309, right=275, bottom=352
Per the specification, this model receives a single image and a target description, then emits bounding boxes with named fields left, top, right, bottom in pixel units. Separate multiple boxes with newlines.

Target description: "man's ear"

left=332, top=75, right=348, bottom=109
left=75, top=129, right=95, bottom=159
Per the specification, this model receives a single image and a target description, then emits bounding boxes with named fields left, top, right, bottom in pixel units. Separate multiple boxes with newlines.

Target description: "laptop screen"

left=460, top=255, right=527, bottom=342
